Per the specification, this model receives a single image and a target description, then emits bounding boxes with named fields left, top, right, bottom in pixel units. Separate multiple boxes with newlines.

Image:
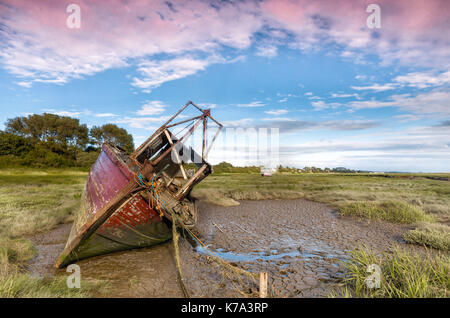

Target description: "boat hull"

left=56, top=144, right=172, bottom=268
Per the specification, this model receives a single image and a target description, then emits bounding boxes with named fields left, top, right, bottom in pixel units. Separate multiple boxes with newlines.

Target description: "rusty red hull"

left=55, top=144, right=172, bottom=268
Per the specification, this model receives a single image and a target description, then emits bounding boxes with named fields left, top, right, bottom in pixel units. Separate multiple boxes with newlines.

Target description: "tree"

left=90, top=124, right=134, bottom=153
left=5, top=113, right=89, bottom=149
left=0, top=131, right=33, bottom=157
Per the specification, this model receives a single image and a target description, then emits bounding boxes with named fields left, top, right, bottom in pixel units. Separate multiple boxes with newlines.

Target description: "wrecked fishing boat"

left=55, top=101, right=222, bottom=268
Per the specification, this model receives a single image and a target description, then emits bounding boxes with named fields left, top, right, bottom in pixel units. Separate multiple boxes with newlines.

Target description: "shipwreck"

left=55, top=101, right=222, bottom=268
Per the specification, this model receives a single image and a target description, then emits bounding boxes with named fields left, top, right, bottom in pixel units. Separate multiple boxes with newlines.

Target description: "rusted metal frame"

left=205, top=112, right=223, bottom=128
left=189, top=100, right=208, bottom=113
left=130, top=127, right=165, bottom=161
left=202, top=116, right=207, bottom=158
left=165, top=115, right=202, bottom=129
left=163, top=129, right=187, bottom=180
left=205, top=124, right=223, bottom=158
left=161, top=100, right=193, bottom=127
left=150, top=116, right=205, bottom=168
left=176, top=163, right=208, bottom=199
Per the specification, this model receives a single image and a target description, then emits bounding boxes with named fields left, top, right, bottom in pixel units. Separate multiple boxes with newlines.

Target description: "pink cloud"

left=0, top=0, right=448, bottom=87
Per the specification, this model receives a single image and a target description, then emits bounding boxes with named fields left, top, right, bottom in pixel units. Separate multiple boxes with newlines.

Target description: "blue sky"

left=0, top=0, right=449, bottom=172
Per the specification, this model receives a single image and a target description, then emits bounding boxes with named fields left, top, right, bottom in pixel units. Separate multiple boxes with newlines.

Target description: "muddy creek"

left=28, top=199, right=409, bottom=297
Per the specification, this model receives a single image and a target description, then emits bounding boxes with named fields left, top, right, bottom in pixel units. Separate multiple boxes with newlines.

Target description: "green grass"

left=332, top=245, right=449, bottom=298
left=0, top=169, right=87, bottom=237
left=404, top=223, right=450, bottom=251
left=0, top=168, right=106, bottom=297
left=0, top=272, right=103, bottom=298
left=338, top=201, right=434, bottom=224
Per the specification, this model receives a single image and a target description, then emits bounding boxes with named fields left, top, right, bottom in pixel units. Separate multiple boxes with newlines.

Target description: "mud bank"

left=28, top=199, right=411, bottom=297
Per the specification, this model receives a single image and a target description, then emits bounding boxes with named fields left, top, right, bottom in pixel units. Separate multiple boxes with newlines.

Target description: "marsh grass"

left=404, top=223, right=450, bottom=251
left=193, top=173, right=450, bottom=219
left=332, top=245, right=449, bottom=298
left=0, top=169, right=104, bottom=297
left=0, top=271, right=101, bottom=298
left=338, top=201, right=434, bottom=224
left=192, top=173, right=449, bottom=250
left=0, top=172, right=86, bottom=237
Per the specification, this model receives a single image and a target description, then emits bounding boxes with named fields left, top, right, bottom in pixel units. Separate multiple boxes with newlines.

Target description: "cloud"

left=331, top=93, right=359, bottom=98
left=258, top=119, right=380, bottom=133
left=236, top=101, right=266, bottom=108
left=435, top=120, right=450, bottom=127
left=351, top=83, right=397, bottom=92
left=264, top=109, right=288, bottom=115
left=15, top=81, right=32, bottom=88
left=0, top=0, right=261, bottom=87
left=349, top=89, right=450, bottom=114
left=136, top=101, right=166, bottom=116
left=42, top=109, right=81, bottom=117
left=2, top=0, right=448, bottom=89
left=261, top=0, right=450, bottom=67
left=132, top=56, right=224, bottom=91
left=393, top=70, right=450, bottom=89
left=255, top=45, right=278, bottom=58
left=394, top=114, right=422, bottom=123
left=114, top=115, right=170, bottom=129
left=95, top=113, right=118, bottom=118
left=197, top=103, right=217, bottom=109
left=222, top=118, right=253, bottom=128
left=311, top=100, right=342, bottom=111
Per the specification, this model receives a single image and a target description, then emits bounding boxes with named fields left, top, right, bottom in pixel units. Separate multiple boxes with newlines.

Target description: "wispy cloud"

left=331, top=93, right=359, bottom=98
left=393, top=70, right=450, bottom=89
left=95, top=113, right=118, bottom=118
left=264, top=109, right=288, bottom=115
left=114, top=115, right=171, bottom=129
left=311, top=100, right=342, bottom=111
left=351, top=83, right=397, bottom=92
left=2, top=0, right=447, bottom=90
left=257, top=119, right=379, bottom=133
left=255, top=45, right=278, bottom=58
left=132, top=56, right=223, bottom=92
left=136, top=101, right=167, bottom=116
left=349, top=89, right=450, bottom=114
left=236, top=101, right=266, bottom=107
left=42, top=109, right=82, bottom=117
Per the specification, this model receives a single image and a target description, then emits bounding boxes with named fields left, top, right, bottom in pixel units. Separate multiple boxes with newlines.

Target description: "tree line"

left=0, top=113, right=134, bottom=168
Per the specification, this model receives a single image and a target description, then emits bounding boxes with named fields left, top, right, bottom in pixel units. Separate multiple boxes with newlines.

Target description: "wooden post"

left=259, top=272, right=268, bottom=298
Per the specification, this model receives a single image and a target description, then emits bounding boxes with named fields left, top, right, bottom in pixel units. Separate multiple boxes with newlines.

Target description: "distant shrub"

left=339, top=201, right=434, bottom=223
left=0, top=132, right=32, bottom=157
left=75, top=150, right=100, bottom=168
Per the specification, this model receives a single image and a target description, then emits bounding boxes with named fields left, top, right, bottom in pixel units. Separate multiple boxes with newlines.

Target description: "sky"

left=0, top=0, right=449, bottom=172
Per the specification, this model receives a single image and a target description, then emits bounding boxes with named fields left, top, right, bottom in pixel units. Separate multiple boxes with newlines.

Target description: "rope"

left=170, top=210, right=190, bottom=298
left=173, top=119, right=196, bottom=137
left=133, top=172, right=277, bottom=297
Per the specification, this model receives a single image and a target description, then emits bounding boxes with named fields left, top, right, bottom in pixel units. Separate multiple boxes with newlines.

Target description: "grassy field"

left=192, top=173, right=450, bottom=220
left=0, top=168, right=103, bottom=297
left=0, top=169, right=449, bottom=297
